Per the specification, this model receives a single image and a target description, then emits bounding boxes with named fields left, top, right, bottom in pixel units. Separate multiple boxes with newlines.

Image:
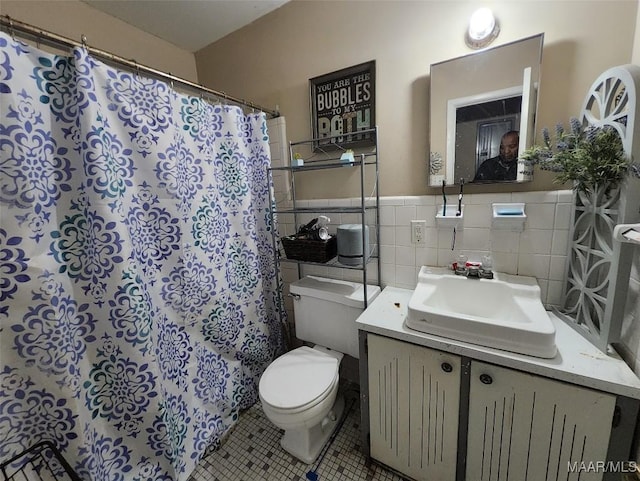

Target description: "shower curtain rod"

left=0, top=15, right=280, bottom=118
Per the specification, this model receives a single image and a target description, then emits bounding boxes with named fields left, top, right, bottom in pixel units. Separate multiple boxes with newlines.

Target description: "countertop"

left=356, top=286, right=640, bottom=399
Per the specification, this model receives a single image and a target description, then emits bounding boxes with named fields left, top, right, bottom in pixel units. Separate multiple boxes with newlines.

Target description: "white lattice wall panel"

left=560, top=65, right=640, bottom=351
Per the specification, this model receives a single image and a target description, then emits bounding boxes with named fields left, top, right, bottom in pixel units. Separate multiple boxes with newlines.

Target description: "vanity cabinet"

left=358, top=285, right=640, bottom=481
left=367, top=334, right=460, bottom=481
left=467, top=361, right=616, bottom=481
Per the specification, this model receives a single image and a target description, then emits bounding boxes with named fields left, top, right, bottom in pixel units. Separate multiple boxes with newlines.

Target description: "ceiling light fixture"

left=465, top=7, right=500, bottom=49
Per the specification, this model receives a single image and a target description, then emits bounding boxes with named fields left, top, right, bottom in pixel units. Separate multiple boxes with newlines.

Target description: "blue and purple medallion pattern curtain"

left=0, top=32, right=282, bottom=480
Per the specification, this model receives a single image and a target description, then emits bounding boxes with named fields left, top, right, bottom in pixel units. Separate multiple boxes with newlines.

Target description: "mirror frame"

left=429, top=34, right=544, bottom=186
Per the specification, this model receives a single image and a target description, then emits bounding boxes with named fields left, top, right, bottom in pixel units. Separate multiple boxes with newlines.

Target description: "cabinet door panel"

left=467, top=361, right=616, bottom=481
left=368, top=334, right=460, bottom=481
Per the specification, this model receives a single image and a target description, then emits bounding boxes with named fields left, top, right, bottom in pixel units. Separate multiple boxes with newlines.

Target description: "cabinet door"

left=368, top=334, right=460, bottom=481
left=467, top=361, right=616, bottom=481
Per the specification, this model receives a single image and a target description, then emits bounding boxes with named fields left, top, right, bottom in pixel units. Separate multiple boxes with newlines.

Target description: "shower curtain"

left=0, top=32, right=282, bottom=480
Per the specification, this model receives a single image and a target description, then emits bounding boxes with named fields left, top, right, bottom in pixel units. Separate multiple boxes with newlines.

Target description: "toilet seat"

left=262, top=374, right=339, bottom=416
left=259, top=346, right=339, bottom=412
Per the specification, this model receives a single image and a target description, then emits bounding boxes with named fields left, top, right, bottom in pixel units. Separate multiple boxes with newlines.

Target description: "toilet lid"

left=259, top=346, right=339, bottom=410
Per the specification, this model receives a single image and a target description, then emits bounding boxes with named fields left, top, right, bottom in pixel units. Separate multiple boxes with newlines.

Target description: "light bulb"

left=465, top=7, right=500, bottom=49
left=468, top=8, right=496, bottom=41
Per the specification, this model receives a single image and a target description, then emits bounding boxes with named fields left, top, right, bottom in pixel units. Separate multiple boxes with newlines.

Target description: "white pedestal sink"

left=405, top=266, right=557, bottom=358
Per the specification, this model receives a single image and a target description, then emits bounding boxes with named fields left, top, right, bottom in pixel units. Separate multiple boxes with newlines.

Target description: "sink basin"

left=405, top=266, right=556, bottom=358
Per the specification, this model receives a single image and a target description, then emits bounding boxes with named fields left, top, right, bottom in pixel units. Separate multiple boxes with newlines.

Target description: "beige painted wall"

left=634, top=0, right=640, bottom=63
left=1, top=0, right=197, bottom=81
left=196, top=0, right=637, bottom=199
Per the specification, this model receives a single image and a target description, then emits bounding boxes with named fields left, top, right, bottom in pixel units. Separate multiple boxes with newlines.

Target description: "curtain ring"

left=81, top=34, right=88, bottom=48
left=8, top=18, right=15, bottom=40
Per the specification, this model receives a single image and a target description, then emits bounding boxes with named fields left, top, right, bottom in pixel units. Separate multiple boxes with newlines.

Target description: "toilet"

left=258, top=275, right=380, bottom=464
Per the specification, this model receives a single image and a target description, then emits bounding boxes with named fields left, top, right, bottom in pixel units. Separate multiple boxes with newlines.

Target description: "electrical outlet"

left=411, top=220, right=427, bottom=245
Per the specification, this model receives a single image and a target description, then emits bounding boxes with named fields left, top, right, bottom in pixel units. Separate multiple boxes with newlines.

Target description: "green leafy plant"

left=521, top=117, right=640, bottom=194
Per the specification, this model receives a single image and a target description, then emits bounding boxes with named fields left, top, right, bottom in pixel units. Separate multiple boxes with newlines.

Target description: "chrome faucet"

left=454, top=255, right=494, bottom=279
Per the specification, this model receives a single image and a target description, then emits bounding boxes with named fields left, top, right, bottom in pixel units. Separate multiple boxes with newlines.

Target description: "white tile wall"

left=274, top=190, right=573, bottom=308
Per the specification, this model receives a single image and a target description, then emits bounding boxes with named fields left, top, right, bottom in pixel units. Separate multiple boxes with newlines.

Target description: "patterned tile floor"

left=189, top=385, right=406, bottom=481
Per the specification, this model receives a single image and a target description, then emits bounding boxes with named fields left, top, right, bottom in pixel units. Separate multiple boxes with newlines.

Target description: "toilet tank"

left=289, top=276, right=381, bottom=359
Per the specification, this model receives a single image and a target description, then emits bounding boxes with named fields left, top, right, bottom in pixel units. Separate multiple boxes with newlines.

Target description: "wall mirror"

left=429, top=33, right=544, bottom=186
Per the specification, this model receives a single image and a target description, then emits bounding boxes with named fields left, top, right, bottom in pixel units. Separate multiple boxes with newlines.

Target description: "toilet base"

left=280, top=394, right=345, bottom=465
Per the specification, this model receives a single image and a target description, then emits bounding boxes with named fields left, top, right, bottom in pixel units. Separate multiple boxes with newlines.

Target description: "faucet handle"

left=455, top=254, right=469, bottom=276
left=479, top=255, right=494, bottom=279
left=479, top=268, right=494, bottom=279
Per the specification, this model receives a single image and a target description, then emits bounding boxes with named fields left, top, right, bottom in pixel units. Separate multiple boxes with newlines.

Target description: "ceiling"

left=81, top=0, right=289, bottom=52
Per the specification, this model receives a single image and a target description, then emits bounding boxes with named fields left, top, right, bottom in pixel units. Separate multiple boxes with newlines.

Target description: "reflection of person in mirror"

left=473, top=131, right=519, bottom=181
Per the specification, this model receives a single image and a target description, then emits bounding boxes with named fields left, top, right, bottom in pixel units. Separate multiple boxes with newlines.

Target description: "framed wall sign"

left=309, top=60, right=376, bottom=150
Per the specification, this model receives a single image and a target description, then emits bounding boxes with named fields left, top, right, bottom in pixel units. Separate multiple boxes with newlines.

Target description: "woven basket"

left=281, top=236, right=337, bottom=263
